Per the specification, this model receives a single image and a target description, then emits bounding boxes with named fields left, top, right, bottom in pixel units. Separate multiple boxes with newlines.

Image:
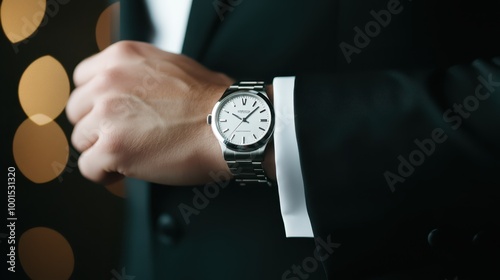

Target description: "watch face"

left=214, top=91, right=273, bottom=148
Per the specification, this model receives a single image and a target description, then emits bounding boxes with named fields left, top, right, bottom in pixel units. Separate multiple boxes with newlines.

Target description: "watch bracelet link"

left=228, top=81, right=265, bottom=91
left=225, top=81, right=271, bottom=186
left=224, top=150, right=269, bottom=185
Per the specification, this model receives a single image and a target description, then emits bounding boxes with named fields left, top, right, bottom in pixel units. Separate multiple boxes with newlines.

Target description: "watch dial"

left=216, top=92, right=272, bottom=146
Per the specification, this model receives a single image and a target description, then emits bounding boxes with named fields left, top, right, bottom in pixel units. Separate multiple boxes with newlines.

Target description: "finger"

left=66, top=83, right=97, bottom=125
left=71, top=93, right=133, bottom=152
left=67, top=65, right=131, bottom=125
left=73, top=52, right=102, bottom=87
left=78, top=141, right=124, bottom=185
left=71, top=111, right=103, bottom=152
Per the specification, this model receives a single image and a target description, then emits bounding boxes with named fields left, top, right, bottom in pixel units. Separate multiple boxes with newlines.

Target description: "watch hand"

left=232, top=113, right=243, bottom=120
left=227, top=108, right=255, bottom=139
left=242, top=106, right=259, bottom=123
left=229, top=119, right=244, bottom=138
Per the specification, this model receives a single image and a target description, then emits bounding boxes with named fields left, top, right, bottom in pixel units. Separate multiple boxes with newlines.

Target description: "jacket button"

left=472, top=230, right=500, bottom=253
left=156, top=213, right=182, bottom=246
left=427, top=228, right=470, bottom=252
left=427, top=228, right=440, bottom=248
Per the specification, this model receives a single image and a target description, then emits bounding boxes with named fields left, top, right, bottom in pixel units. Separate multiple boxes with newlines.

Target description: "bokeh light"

left=13, top=118, right=69, bottom=183
left=0, top=0, right=47, bottom=43
left=1, top=0, right=126, bottom=279
left=19, top=227, right=75, bottom=280
left=95, top=2, right=120, bottom=51
left=18, top=55, right=70, bottom=126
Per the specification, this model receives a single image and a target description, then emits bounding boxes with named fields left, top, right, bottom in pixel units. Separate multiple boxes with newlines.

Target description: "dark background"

left=1, top=0, right=124, bottom=279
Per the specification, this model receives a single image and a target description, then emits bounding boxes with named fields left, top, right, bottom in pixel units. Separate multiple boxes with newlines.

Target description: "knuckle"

left=99, top=129, right=125, bottom=156
left=72, top=64, right=85, bottom=85
left=90, top=108, right=128, bottom=155
left=71, top=129, right=91, bottom=152
left=98, top=118, right=116, bottom=135
left=93, top=67, right=123, bottom=90
left=65, top=96, right=79, bottom=124
left=72, top=120, right=94, bottom=146
left=109, top=41, right=140, bottom=58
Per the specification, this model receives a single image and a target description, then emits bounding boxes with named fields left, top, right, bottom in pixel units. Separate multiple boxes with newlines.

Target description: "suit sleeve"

left=293, top=58, right=500, bottom=274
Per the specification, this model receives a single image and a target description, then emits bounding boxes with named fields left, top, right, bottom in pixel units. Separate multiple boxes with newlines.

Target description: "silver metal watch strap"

left=225, top=81, right=271, bottom=186
left=228, top=81, right=265, bottom=91
left=225, top=148, right=268, bottom=185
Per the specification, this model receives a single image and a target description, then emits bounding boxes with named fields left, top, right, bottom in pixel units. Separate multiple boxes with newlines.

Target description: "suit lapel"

left=120, top=0, right=153, bottom=41
left=182, top=0, right=221, bottom=60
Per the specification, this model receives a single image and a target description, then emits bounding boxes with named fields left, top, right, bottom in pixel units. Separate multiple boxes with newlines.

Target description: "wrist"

left=208, top=82, right=276, bottom=184
left=266, top=84, right=274, bottom=103
left=199, top=83, right=233, bottom=182
left=263, top=138, right=276, bottom=181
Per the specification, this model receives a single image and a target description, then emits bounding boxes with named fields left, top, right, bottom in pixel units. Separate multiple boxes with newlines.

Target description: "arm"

left=292, top=58, right=500, bottom=275
left=295, top=58, right=500, bottom=201
left=67, top=41, right=500, bottom=191
left=67, top=40, right=280, bottom=186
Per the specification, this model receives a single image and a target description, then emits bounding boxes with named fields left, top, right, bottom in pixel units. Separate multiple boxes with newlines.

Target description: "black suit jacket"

left=121, top=0, right=500, bottom=279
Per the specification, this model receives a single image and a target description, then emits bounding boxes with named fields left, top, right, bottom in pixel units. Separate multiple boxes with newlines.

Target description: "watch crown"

left=207, top=114, right=212, bottom=125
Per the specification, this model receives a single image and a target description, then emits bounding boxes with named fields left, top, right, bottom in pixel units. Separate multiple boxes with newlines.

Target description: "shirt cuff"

left=273, top=76, right=314, bottom=238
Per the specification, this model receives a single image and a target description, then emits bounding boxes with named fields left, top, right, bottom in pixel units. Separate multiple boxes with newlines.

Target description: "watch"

left=207, top=81, right=275, bottom=185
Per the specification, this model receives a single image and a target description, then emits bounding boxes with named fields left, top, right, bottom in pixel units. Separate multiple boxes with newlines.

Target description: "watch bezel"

left=211, top=89, right=275, bottom=152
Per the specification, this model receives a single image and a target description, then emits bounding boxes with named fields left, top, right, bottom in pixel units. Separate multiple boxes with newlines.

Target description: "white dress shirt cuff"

left=273, top=76, right=314, bottom=238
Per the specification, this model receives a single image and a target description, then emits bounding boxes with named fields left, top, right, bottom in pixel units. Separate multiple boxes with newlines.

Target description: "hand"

left=66, top=41, right=234, bottom=185
left=231, top=113, right=243, bottom=120
left=242, top=106, right=259, bottom=123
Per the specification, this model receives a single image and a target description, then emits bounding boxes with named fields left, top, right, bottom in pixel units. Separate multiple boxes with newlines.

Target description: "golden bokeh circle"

left=19, top=55, right=70, bottom=126
left=0, top=0, right=47, bottom=43
left=13, top=119, right=69, bottom=183
left=19, top=227, right=74, bottom=280
left=95, top=2, right=120, bottom=51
